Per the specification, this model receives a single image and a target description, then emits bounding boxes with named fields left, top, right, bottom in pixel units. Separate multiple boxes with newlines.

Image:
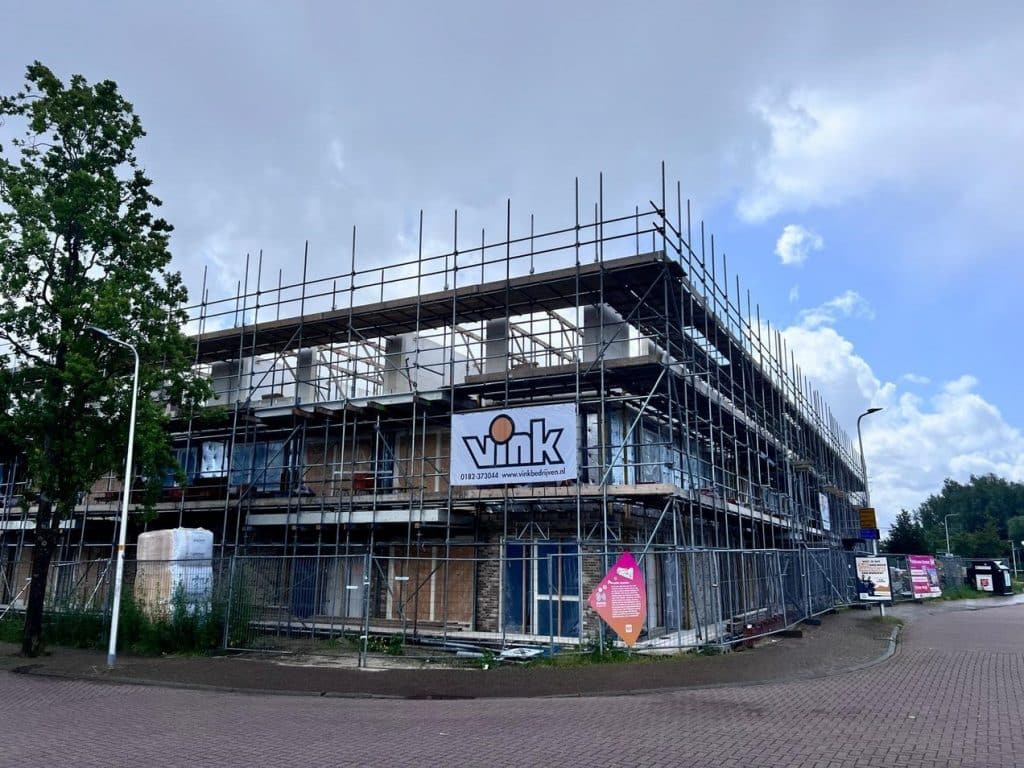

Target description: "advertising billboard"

left=450, top=404, right=577, bottom=486
left=855, top=556, right=892, bottom=602
left=908, top=554, right=942, bottom=599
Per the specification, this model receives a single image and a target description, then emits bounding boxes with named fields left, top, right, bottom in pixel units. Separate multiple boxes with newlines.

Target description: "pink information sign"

left=908, top=554, right=942, bottom=599
left=587, top=551, right=647, bottom=646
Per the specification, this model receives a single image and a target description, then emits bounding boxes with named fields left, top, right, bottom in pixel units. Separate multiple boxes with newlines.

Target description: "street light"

left=944, top=513, right=959, bottom=556
left=856, top=407, right=883, bottom=512
left=85, top=325, right=140, bottom=669
left=856, top=407, right=884, bottom=615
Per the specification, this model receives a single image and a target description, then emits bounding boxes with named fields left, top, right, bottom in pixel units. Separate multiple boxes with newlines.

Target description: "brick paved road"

left=2, top=605, right=1022, bottom=767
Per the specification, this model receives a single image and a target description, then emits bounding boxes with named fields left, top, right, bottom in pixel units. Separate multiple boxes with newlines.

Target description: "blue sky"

left=3, top=1, right=1022, bottom=531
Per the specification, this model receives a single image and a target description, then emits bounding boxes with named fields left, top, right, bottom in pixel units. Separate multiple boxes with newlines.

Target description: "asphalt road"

left=2, top=603, right=1022, bottom=767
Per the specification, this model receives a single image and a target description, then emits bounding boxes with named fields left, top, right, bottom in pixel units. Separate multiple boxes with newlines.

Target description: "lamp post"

left=944, top=513, right=959, bottom=556
left=856, top=407, right=883, bottom=514
left=85, top=325, right=140, bottom=669
left=857, top=407, right=883, bottom=614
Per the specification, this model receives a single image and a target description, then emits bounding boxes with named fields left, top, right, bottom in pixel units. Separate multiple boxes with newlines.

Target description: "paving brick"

left=1, top=604, right=1022, bottom=766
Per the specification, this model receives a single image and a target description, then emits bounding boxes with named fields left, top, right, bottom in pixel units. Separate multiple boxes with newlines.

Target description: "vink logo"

left=451, top=403, right=577, bottom=486
left=463, top=413, right=565, bottom=469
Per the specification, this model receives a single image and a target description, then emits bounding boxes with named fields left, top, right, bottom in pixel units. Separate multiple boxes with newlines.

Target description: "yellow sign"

left=859, top=507, right=877, bottom=529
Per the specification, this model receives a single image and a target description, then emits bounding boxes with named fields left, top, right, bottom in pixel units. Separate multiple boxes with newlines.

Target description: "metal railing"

left=2, top=544, right=868, bottom=663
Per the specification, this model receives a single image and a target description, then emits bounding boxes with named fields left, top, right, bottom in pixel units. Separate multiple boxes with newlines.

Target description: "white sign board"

left=450, top=404, right=577, bottom=486
left=818, top=492, right=831, bottom=531
left=855, top=556, right=892, bottom=602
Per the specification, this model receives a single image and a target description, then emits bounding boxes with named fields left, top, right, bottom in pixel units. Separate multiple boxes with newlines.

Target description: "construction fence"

left=884, top=553, right=966, bottom=596
left=5, top=549, right=1000, bottom=663
left=2, top=545, right=875, bottom=661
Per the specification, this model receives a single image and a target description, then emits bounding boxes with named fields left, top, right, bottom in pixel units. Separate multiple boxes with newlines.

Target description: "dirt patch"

left=4, top=608, right=892, bottom=699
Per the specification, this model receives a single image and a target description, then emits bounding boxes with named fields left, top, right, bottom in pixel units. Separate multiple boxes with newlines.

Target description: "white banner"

left=855, top=556, right=892, bottom=602
left=450, top=404, right=577, bottom=486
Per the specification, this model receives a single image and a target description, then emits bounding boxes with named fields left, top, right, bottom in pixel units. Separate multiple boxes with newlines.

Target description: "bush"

left=695, top=643, right=726, bottom=656
left=0, top=614, right=22, bottom=643
left=585, top=635, right=633, bottom=663
left=119, top=584, right=225, bottom=655
left=519, top=636, right=638, bottom=668
left=939, top=584, right=988, bottom=601
left=2, top=607, right=108, bottom=650
left=385, top=635, right=404, bottom=656
left=2, top=560, right=262, bottom=656
left=361, top=634, right=406, bottom=656
left=1, top=583, right=229, bottom=656
left=45, top=609, right=107, bottom=649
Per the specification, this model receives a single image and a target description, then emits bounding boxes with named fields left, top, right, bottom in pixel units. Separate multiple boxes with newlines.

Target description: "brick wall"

left=474, top=541, right=501, bottom=632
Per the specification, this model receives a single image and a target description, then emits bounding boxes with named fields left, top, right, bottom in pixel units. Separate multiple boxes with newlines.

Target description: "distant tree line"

left=882, top=474, right=1024, bottom=559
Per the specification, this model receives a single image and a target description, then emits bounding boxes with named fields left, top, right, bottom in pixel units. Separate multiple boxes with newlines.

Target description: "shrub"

left=2, top=560, right=259, bottom=656
left=121, top=584, right=224, bottom=655
left=0, top=614, right=22, bottom=643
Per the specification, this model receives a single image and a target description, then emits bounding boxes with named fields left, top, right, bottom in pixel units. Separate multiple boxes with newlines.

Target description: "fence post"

left=221, top=554, right=237, bottom=650
left=775, top=550, right=785, bottom=625
left=548, top=553, right=555, bottom=659
left=360, top=551, right=372, bottom=669
left=596, top=549, right=605, bottom=656
left=802, top=548, right=811, bottom=621
left=686, top=552, right=704, bottom=644
left=675, top=548, right=683, bottom=652
left=103, top=557, right=114, bottom=629
left=713, top=550, right=725, bottom=642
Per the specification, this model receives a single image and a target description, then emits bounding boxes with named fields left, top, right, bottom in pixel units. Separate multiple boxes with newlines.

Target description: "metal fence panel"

left=223, top=554, right=369, bottom=651
left=935, top=555, right=965, bottom=590
left=3, top=544, right=911, bottom=658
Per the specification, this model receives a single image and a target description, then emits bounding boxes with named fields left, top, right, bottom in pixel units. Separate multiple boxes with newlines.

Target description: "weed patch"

left=938, top=584, right=990, bottom=601
left=4, top=582, right=231, bottom=656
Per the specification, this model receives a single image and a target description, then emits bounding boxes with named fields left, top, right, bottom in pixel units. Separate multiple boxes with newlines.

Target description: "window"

left=583, top=409, right=627, bottom=484
left=163, top=447, right=199, bottom=487
left=230, top=440, right=289, bottom=493
left=503, top=541, right=580, bottom=637
left=199, top=441, right=227, bottom=478
left=376, top=432, right=395, bottom=491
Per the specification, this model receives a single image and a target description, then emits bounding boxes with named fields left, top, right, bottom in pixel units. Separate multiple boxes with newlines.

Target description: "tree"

left=0, top=63, right=205, bottom=656
left=882, top=509, right=929, bottom=554
left=1007, top=516, right=1024, bottom=548
left=916, top=475, right=1024, bottom=555
left=951, top=521, right=1005, bottom=559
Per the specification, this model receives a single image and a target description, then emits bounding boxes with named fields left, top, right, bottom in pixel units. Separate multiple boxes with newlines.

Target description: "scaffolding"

left=1, top=166, right=868, bottom=646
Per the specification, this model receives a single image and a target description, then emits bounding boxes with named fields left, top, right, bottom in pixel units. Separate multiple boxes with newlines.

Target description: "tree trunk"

left=21, top=496, right=59, bottom=657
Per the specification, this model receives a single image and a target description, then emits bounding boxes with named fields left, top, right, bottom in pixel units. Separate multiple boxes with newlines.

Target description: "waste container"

left=966, top=560, right=1013, bottom=595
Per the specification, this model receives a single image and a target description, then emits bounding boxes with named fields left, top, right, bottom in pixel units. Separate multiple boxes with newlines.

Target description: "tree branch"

left=0, top=328, right=49, bottom=367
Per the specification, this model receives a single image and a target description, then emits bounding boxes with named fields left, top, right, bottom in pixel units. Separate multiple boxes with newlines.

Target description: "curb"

left=9, top=663, right=402, bottom=699
left=840, top=624, right=901, bottom=674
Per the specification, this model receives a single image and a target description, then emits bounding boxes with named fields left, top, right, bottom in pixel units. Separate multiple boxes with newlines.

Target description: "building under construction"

left=1, top=169, right=866, bottom=649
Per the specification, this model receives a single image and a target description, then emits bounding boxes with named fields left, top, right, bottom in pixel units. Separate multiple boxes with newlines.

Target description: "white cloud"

left=739, top=88, right=897, bottom=222
left=781, top=323, right=887, bottom=428
left=738, top=45, right=1024, bottom=244
left=774, top=224, right=822, bottom=266
left=328, top=139, right=345, bottom=175
left=788, top=285, right=799, bottom=303
left=868, top=377, right=1024, bottom=520
left=782, top=325, right=1024, bottom=532
left=901, top=373, right=930, bottom=386
left=797, top=290, right=874, bottom=329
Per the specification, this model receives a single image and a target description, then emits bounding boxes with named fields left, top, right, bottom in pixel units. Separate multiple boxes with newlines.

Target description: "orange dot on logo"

left=489, top=415, right=514, bottom=444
